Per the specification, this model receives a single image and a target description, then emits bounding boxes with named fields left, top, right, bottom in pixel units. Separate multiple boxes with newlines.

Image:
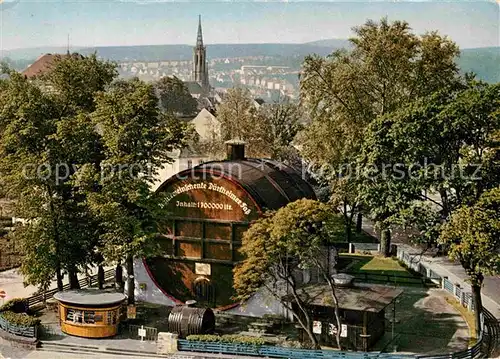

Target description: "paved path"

left=0, top=266, right=111, bottom=303
left=361, top=220, right=500, bottom=318
left=0, top=268, right=40, bottom=303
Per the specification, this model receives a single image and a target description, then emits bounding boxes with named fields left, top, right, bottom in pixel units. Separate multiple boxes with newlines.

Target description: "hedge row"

left=0, top=311, right=40, bottom=327
left=0, top=298, right=39, bottom=328
left=0, top=298, right=28, bottom=313
left=186, top=334, right=267, bottom=346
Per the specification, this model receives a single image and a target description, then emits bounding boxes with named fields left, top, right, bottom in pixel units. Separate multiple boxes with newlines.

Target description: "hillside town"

left=117, top=57, right=299, bottom=101
left=0, top=6, right=499, bottom=359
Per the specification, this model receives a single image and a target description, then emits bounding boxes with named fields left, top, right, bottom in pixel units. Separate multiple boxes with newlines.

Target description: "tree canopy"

left=205, top=87, right=304, bottom=160
left=439, top=187, right=500, bottom=336
left=0, top=56, right=191, bottom=294
left=361, top=81, right=499, bottom=249
left=234, top=199, right=345, bottom=349
left=154, top=75, right=198, bottom=116
left=299, top=18, right=461, bottom=247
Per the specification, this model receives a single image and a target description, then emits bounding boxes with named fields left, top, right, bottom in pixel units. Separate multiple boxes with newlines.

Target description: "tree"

left=361, top=80, right=499, bottom=253
left=214, top=87, right=270, bottom=158
left=257, top=101, right=304, bottom=162
left=154, top=76, right=198, bottom=116
left=300, top=18, right=461, bottom=254
left=439, top=187, right=500, bottom=336
left=0, top=73, right=103, bottom=290
left=0, top=54, right=118, bottom=291
left=87, top=78, right=191, bottom=304
left=233, top=199, right=345, bottom=349
left=39, top=53, right=117, bottom=114
left=202, top=88, right=304, bottom=161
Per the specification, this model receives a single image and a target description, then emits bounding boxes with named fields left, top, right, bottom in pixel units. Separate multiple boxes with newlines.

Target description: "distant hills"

left=2, top=40, right=498, bottom=83
left=457, top=47, right=500, bottom=83
left=2, top=41, right=351, bottom=62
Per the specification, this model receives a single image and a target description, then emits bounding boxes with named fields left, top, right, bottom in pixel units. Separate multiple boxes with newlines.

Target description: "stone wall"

left=156, top=332, right=178, bottom=355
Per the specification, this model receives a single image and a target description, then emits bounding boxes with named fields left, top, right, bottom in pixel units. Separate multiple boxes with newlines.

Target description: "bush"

left=186, top=334, right=267, bottom=346
left=280, top=340, right=312, bottom=349
left=0, top=311, right=41, bottom=327
left=0, top=298, right=28, bottom=313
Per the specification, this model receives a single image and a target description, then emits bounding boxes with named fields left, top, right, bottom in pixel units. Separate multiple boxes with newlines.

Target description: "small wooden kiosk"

left=53, top=289, right=126, bottom=338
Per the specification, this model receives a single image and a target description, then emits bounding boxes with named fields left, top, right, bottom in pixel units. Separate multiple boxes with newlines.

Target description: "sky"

left=0, top=0, right=498, bottom=51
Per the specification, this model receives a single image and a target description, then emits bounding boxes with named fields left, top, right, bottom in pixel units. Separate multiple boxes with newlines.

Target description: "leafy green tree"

left=0, top=54, right=117, bottom=290
left=154, top=76, right=198, bottom=116
left=362, top=81, right=499, bottom=253
left=39, top=53, right=117, bottom=114
left=257, top=101, right=304, bottom=162
left=202, top=88, right=303, bottom=161
left=439, top=187, right=500, bottom=336
left=299, top=18, right=461, bottom=253
left=234, top=199, right=345, bottom=349
left=214, top=87, right=270, bottom=158
left=87, top=78, right=191, bottom=304
left=0, top=73, right=102, bottom=290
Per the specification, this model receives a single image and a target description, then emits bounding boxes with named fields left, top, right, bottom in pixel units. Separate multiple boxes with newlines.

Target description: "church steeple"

left=196, top=15, right=203, bottom=47
left=193, top=15, right=209, bottom=92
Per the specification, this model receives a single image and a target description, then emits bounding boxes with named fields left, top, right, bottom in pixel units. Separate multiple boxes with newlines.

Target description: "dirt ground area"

left=388, top=287, right=470, bottom=355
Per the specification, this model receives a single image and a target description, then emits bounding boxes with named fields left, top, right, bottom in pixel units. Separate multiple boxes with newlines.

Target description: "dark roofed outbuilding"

left=283, top=283, right=403, bottom=351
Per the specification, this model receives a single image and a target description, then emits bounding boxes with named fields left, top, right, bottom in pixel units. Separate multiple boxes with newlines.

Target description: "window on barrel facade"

left=187, top=160, right=192, bottom=169
left=193, top=276, right=214, bottom=304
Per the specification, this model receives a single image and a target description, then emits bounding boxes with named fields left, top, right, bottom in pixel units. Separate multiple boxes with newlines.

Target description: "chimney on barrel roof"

left=225, top=140, right=246, bottom=161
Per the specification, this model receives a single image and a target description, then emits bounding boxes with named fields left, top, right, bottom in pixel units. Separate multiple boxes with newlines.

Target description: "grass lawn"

left=444, top=295, right=477, bottom=345
left=339, top=254, right=424, bottom=285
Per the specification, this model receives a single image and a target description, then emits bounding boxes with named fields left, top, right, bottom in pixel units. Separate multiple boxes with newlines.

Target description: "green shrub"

left=280, top=340, right=311, bottom=349
left=0, top=298, right=28, bottom=313
left=187, top=334, right=220, bottom=342
left=186, top=334, right=266, bottom=346
left=0, top=312, right=41, bottom=327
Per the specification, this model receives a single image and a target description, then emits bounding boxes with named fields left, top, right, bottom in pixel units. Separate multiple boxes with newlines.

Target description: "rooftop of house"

left=283, top=283, right=403, bottom=313
left=21, top=53, right=83, bottom=78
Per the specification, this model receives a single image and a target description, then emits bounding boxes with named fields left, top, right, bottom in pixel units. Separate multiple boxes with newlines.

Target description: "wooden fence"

left=26, top=269, right=115, bottom=308
left=345, top=271, right=427, bottom=286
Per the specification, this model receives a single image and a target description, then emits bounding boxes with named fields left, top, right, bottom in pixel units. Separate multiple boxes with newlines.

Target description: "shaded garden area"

left=382, top=288, right=470, bottom=355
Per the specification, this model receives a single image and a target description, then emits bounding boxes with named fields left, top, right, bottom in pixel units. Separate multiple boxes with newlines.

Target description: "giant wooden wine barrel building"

left=144, top=141, right=316, bottom=308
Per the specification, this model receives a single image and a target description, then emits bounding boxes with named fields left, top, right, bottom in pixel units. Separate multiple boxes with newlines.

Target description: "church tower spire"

left=193, top=15, right=209, bottom=92
left=196, top=15, right=203, bottom=47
